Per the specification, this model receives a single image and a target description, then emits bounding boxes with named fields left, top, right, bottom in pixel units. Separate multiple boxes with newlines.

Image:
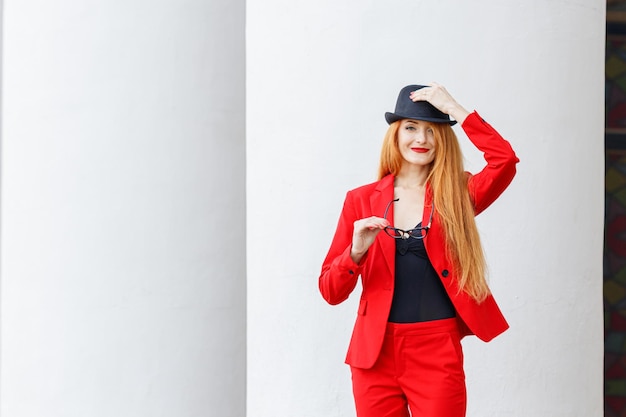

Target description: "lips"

left=412, top=147, right=429, bottom=153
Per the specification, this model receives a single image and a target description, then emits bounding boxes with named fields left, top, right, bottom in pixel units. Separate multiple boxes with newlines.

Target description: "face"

left=396, top=119, right=436, bottom=167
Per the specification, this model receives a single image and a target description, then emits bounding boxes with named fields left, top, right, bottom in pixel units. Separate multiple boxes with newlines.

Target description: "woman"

left=319, top=83, right=519, bottom=417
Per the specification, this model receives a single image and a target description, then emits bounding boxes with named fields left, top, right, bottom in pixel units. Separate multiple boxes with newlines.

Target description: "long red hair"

left=378, top=121, right=489, bottom=303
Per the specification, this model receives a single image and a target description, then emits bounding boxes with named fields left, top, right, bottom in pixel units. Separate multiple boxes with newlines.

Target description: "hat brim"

left=385, top=112, right=457, bottom=126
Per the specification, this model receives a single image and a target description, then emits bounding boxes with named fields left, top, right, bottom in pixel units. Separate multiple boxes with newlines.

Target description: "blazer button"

left=441, top=269, right=449, bottom=278
left=348, top=270, right=354, bottom=275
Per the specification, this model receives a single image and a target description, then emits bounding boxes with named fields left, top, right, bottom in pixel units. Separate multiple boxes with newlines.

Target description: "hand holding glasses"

left=383, top=198, right=434, bottom=240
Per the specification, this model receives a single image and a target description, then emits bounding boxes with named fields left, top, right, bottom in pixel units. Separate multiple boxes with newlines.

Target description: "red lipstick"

left=412, top=147, right=429, bottom=153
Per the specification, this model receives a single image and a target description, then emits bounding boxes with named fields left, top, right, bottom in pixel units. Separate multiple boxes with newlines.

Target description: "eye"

left=427, top=128, right=434, bottom=134
left=405, top=125, right=416, bottom=131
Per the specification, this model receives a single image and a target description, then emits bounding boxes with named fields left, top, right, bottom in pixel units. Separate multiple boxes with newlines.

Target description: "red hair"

left=378, top=121, right=489, bottom=302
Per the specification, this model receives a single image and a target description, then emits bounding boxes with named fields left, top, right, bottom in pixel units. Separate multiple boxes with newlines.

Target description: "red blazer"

left=319, top=111, right=519, bottom=369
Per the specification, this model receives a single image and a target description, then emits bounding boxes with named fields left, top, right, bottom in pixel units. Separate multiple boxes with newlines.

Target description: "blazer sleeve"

left=463, top=111, right=519, bottom=214
left=319, top=190, right=368, bottom=305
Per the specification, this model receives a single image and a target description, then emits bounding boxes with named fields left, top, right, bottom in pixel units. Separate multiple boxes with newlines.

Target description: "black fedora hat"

left=385, top=85, right=456, bottom=125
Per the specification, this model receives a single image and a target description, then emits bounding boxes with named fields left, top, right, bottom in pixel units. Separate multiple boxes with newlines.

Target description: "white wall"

left=247, top=1, right=605, bottom=416
left=1, top=1, right=245, bottom=416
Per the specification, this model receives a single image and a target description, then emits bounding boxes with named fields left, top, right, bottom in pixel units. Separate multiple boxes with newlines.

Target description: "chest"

left=392, top=187, right=426, bottom=231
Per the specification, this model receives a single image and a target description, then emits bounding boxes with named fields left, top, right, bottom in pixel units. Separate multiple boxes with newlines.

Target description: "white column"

left=247, top=1, right=604, bottom=416
left=1, top=1, right=245, bottom=416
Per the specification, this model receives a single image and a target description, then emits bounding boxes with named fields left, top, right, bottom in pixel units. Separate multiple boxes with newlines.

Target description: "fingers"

left=354, top=216, right=389, bottom=232
left=409, top=82, right=449, bottom=103
left=409, top=82, right=463, bottom=119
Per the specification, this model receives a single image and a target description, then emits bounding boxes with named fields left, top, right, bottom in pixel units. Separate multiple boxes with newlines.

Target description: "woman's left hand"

left=409, top=82, right=470, bottom=125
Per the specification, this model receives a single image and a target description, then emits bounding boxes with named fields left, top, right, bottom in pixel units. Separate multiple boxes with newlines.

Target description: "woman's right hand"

left=350, top=216, right=389, bottom=263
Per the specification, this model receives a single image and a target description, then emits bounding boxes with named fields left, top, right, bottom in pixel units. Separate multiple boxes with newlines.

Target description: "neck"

left=395, top=164, right=430, bottom=189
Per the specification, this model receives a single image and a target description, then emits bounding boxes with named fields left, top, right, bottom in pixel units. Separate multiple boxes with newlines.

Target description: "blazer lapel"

left=370, top=175, right=395, bottom=279
left=423, top=183, right=434, bottom=228
left=422, top=183, right=441, bottom=256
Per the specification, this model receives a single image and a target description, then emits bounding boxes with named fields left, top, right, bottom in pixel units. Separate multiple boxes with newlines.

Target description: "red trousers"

left=350, top=318, right=466, bottom=417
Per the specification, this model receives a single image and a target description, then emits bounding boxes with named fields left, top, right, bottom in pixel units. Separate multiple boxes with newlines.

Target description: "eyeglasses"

left=383, top=198, right=434, bottom=240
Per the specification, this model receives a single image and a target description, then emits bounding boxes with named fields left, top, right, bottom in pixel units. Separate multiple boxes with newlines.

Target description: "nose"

left=413, top=130, right=427, bottom=144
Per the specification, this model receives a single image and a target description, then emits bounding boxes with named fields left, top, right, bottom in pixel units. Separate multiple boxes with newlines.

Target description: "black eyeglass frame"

left=382, top=198, right=434, bottom=240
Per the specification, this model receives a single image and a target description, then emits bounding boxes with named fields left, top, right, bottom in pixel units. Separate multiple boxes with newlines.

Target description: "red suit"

left=319, top=111, right=519, bottom=370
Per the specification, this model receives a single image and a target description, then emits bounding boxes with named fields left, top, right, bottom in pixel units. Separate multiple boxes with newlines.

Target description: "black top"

left=387, top=225, right=456, bottom=323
